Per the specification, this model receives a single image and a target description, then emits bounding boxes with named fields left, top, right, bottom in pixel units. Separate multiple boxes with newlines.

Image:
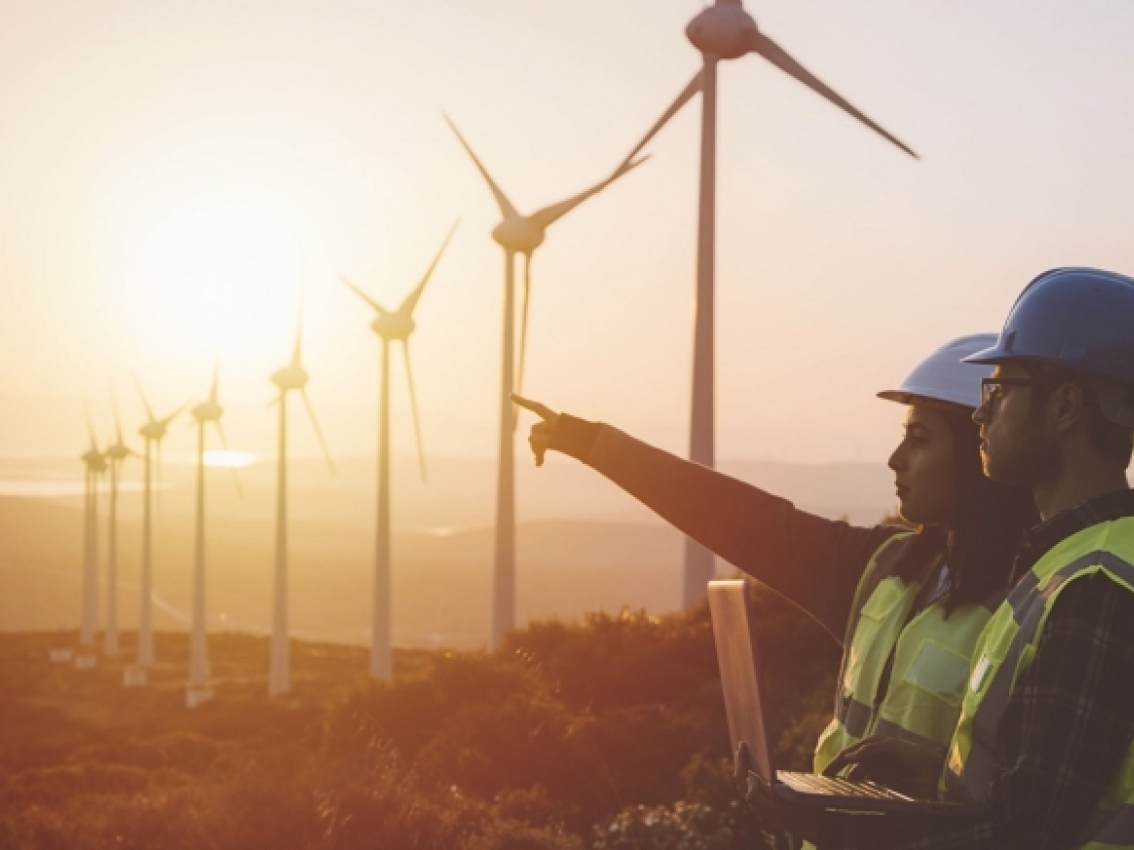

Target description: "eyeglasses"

left=980, top=377, right=1044, bottom=409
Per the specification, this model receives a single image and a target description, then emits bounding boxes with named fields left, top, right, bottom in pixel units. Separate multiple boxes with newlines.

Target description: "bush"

left=2, top=590, right=839, bottom=849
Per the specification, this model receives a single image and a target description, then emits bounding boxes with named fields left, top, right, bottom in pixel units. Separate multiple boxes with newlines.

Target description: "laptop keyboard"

left=778, top=771, right=915, bottom=801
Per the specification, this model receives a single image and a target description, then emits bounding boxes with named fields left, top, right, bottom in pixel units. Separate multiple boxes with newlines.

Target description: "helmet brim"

left=960, top=344, right=1012, bottom=366
left=876, top=389, right=976, bottom=411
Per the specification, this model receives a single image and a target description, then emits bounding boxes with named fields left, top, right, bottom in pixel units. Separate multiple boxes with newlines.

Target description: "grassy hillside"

left=0, top=586, right=838, bottom=849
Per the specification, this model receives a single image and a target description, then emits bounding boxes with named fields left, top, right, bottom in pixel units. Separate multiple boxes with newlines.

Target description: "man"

left=747, top=268, right=1134, bottom=849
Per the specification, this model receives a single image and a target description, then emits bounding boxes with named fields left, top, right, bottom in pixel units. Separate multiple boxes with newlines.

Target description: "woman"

left=512, top=334, right=1038, bottom=783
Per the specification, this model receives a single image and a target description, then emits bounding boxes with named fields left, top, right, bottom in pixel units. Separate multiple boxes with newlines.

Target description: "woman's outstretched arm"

left=515, top=396, right=899, bottom=641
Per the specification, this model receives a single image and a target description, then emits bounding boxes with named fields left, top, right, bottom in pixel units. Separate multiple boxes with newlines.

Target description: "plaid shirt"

left=894, top=488, right=1134, bottom=850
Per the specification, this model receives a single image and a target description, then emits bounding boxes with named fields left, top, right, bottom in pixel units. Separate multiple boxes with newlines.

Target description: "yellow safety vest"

left=814, top=532, right=1001, bottom=775
left=944, top=517, right=1134, bottom=849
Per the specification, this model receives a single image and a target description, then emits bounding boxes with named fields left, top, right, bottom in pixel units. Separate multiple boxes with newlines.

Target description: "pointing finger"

left=511, top=393, right=557, bottom=422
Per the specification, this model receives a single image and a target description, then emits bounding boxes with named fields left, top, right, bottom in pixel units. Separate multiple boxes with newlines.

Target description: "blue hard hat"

left=964, top=267, right=1134, bottom=386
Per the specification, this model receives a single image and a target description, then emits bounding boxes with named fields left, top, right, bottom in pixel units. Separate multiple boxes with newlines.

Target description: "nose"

left=887, top=442, right=904, bottom=473
left=973, top=401, right=989, bottom=426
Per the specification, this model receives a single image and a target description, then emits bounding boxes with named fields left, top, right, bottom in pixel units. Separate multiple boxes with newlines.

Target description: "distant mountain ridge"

left=0, top=454, right=896, bottom=647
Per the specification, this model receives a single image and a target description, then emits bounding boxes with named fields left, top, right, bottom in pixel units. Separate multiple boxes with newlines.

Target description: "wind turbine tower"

left=444, top=117, right=648, bottom=648
left=622, top=0, right=916, bottom=606
left=79, top=407, right=106, bottom=649
left=102, top=401, right=136, bottom=657
left=132, top=381, right=185, bottom=671
left=268, top=324, right=336, bottom=696
left=340, top=220, right=457, bottom=679
left=187, top=367, right=233, bottom=707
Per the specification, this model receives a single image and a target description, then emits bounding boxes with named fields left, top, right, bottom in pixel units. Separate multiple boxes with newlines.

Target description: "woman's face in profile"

left=887, top=403, right=958, bottom=528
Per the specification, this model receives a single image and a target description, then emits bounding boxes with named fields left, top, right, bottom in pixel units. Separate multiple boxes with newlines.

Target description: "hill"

left=0, top=452, right=893, bottom=648
left=0, top=589, right=837, bottom=849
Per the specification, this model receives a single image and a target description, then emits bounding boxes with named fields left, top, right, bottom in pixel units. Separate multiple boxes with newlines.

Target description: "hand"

left=511, top=394, right=560, bottom=467
left=823, top=736, right=946, bottom=800
left=734, top=742, right=819, bottom=842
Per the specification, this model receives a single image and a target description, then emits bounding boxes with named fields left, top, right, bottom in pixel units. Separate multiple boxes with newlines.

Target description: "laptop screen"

left=708, top=580, right=776, bottom=784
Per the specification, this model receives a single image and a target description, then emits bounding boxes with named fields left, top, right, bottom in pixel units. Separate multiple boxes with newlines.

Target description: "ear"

left=1048, top=382, right=1088, bottom=437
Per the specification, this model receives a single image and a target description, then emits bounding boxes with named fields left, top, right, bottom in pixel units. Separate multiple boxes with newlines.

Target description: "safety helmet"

left=878, top=334, right=998, bottom=410
left=963, top=267, right=1134, bottom=386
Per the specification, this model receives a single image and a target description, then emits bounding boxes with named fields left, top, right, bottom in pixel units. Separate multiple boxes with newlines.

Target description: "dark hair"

left=894, top=406, right=1038, bottom=612
left=1025, top=364, right=1134, bottom=468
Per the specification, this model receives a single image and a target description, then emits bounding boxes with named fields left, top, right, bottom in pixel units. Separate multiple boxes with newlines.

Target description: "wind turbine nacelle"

left=271, top=365, right=309, bottom=391
left=105, top=445, right=130, bottom=461
left=192, top=402, right=223, bottom=422
left=140, top=422, right=167, bottom=440
left=372, top=313, right=415, bottom=341
left=82, top=450, right=107, bottom=472
left=686, top=3, right=757, bottom=60
left=492, top=218, right=545, bottom=254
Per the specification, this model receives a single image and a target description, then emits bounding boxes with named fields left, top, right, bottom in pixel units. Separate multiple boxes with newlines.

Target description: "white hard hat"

left=877, top=334, right=998, bottom=410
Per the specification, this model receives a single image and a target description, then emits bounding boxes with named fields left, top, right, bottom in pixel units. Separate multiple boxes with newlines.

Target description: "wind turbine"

left=101, top=400, right=136, bottom=657
left=268, top=323, right=336, bottom=697
left=132, top=379, right=186, bottom=671
left=621, top=0, right=916, bottom=607
left=79, top=405, right=106, bottom=650
left=340, top=220, right=457, bottom=679
left=187, top=365, right=235, bottom=706
left=443, top=116, right=649, bottom=649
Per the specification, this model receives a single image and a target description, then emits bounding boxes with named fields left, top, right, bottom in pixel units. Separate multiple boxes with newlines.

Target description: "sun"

left=120, top=178, right=310, bottom=375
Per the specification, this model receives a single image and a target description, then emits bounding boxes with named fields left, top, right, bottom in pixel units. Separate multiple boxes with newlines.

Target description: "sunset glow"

left=203, top=450, right=256, bottom=469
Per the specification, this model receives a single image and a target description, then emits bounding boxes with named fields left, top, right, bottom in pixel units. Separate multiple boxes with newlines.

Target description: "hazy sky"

left=3, top=0, right=1134, bottom=465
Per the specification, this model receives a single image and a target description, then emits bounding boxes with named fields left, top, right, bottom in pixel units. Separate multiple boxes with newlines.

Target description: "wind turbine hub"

left=372, top=312, right=416, bottom=341
left=686, top=3, right=757, bottom=60
left=492, top=217, right=545, bottom=254
left=106, top=445, right=129, bottom=461
left=140, top=422, right=166, bottom=440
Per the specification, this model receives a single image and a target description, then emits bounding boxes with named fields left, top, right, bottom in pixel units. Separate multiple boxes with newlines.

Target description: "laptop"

left=708, top=579, right=983, bottom=822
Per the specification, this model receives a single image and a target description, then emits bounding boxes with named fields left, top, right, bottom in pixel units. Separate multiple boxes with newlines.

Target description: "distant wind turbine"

left=268, top=322, right=336, bottom=697
left=79, top=404, right=106, bottom=648
left=443, top=115, right=649, bottom=648
left=101, top=399, right=136, bottom=657
left=187, top=365, right=237, bottom=707
left=620, top=0, right=916, bottom=607
left=132, top=378, right=186, bottom=670
left=340, top=219, right=457, bottom=679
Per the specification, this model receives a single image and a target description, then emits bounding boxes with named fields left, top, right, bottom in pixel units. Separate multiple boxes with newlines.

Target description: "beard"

left=983, top=418, right=1060, bottom=488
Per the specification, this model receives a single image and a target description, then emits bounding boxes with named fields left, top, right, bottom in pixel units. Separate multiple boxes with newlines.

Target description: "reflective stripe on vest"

left=813, top=532, right=999, bottom=776
left=944, top=519, right=1134, bottom=849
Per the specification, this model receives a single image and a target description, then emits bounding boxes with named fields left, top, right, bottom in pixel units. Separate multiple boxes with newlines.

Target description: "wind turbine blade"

left=621, top=69, right=703, bottom=166
left=748, top=31, right=918, bottom=159
left=401, top=342, right=427, bottom=482
left=292, top=316, right=303, bottom=367
left=443, top=114, right=520, bottom=220
left=214, top=421, right=243, bottom=497
left=516, top=253, right=532, bottom=403
left=215, top=419, right=231, bottom=452
left=131, top=373, right=156, bottom=423
left=83, top=400, right=98, bottom=450
left=529, top=156, right=649, bottom=231
left=300, top=389, right=337, bottom=475
left=209, top=362, right=220, bottom=403
left=113, top=396, right=125, bottom=445
left=159, top=402, right=190, bottom=428
left=396, top=219, right=460, bottom=317
left=339, top=275, right=389, bottom=314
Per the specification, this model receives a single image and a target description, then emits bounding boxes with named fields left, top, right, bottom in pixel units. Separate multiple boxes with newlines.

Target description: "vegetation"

left=0, top=583, right=838, bottom=849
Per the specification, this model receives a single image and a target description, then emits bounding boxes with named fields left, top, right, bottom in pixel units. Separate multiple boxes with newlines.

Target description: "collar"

left=1013, top=488, right=1134, bottom=582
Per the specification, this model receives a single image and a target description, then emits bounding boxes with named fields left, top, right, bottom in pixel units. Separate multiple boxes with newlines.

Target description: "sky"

left=2, top=0, right=1134, bottom=466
